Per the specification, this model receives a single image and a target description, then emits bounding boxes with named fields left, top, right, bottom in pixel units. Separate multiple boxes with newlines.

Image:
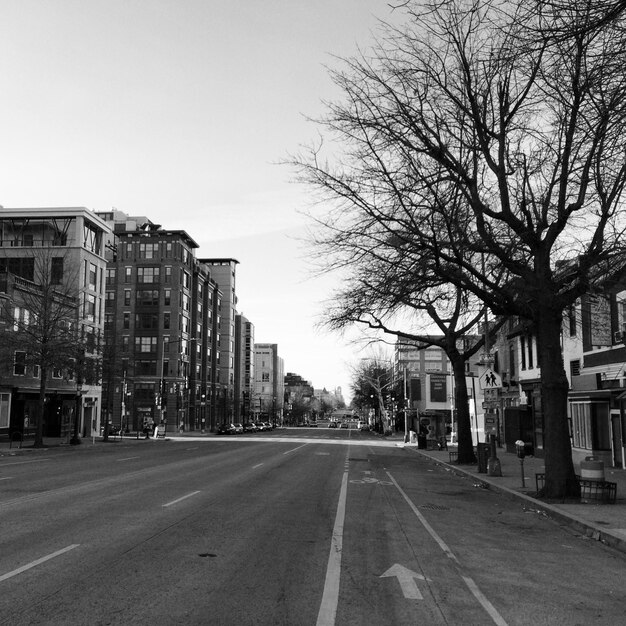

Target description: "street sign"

left=479, top=368, right=502, bottom=390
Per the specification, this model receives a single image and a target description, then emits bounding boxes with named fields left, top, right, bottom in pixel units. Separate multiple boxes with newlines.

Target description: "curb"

left=407, top=447, right=626, bottom=556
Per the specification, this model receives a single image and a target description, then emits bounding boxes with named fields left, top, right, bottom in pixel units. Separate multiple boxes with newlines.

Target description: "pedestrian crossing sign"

left=479, top=368, right=502, bottom=389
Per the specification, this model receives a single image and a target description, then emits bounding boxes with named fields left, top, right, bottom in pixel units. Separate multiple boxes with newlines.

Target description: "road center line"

left=117, top=456, right=140, bottom=462
left=283, top=443, right=309, bottom=455
left=0, top=544, right=79, bottom=583
left=1, top=458, right=52, bottom=466
left=316, top=459, right=349, bottom=626
left=253, top=463, right=264, bottom=469
left=0, top=477, right=13, bottom=481
left=162, top=491, right=201, bottom=508
left=386, top=471, right=508, bottom=626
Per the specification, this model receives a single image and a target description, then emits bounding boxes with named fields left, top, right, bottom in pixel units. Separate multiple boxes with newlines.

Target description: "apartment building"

left=234, top=314, right=254, bottom=422
left=97, top=211, right=223, bottom=433
left=0, top=207, right=111, bottom=440
left=253, top=343, right=284, bottom=423
left=198, top=259, right=238, bottom=425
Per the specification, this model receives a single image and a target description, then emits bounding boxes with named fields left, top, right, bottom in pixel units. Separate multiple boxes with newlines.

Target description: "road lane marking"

left=0, top=458, right=52, bottom=466
left=162, top=491, right=201, bottom=508
left=316, top=458, right=349, bottom=626
left=253, top=463, right=264, bottom=469
left=386, top=472, right=458, bottom=562
left=117, top=456, right=140, bottom=462
left=185, top=447, right=198, bottom=451
left=386, top=471, right=508, bottom=626
left=0, top=477, right=13, bottom=481
left=380, top=564, right=430, bottom=600
left=283, top=443, right=309, bottom=455
left=0, top=544, right=79, bottom=583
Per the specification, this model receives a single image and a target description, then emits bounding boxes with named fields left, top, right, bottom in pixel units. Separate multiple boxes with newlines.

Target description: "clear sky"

left=0, top=0, right=401, bottom=402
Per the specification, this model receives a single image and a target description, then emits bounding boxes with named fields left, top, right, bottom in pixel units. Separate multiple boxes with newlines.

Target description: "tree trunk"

left=34, top=367, right=47, bottom=448
left=451, top=354, right=476, bottom=463
left=535, top=308, right=579, bottom=499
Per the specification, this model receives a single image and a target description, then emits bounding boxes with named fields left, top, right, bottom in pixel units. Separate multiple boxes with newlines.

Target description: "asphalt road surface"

left=1, top=427, right=625, bottom=625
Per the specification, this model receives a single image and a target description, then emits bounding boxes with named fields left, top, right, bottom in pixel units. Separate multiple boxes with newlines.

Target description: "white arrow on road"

left=380, top=564, right=430, bottom=600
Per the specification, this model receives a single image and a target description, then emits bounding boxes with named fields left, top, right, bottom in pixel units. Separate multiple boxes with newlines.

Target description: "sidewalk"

left=396, top=438, right=626, bottom=555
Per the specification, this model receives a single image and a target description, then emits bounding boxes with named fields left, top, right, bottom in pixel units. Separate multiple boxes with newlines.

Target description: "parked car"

left=328, top=421, right=337, bottom=428
left=232, top=423, right=244, bottom=434
left=358, top=421, right=369, bottom=431
left=340, top=421, right=349, bottom=429
left=254, top=422, right=266, bottom=431
left=308, top=421, right=318, bottom=427
left=243, top=422, right=258, bottom=432
left=263, top=422, right=273, bottom=430
left=216, top=423, right=235, bottom=435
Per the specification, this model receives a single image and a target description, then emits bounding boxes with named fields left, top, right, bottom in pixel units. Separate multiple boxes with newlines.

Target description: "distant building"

left=284, top=372, right=314, bottom=425
left=253, top=343, right=284, bottom=423
left=234, top=314, right=254, bottom=422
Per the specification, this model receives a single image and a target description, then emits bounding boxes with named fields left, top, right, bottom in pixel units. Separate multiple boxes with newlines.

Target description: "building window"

left=136, top=289, right=159, bottom=306
left=14, top=351, right=26, bottom=376
left=164, top=289, right=171, bottom=306
left=164, top=266, right=172, bottom=283
left=106, top=268, right=116, bottom=284
left=51, top=257, right=63, bottom=284
left=137, top=267, right=160, bottom=283
left=570, top=359, right=580, bottom=377
left=527, top=335, right=533, bottom=369
left=139, top=242, right=159, bottom=259
left=125, top=267, right=132, bottom=283
left=124, top=290, right=131, bottom=306
left=164, top=312, right=170, bottom=329
left=85, top=294, right=96, bottom=322
left=135, top=336, right=158, bottom=353
left=520, top=337, right=526, bottom=370
left=88, top=263, right=97, bottom=291
left=122, top=336, right=129, bottom=351
left=123, top=313, right=130, bottom=329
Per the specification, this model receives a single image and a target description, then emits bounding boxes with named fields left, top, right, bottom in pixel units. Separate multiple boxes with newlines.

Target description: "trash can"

left=409, top=430, right=417, bottom=444
left=477, top=443, right=489, bottom=473
left=580, top=456, right=605, bottom=482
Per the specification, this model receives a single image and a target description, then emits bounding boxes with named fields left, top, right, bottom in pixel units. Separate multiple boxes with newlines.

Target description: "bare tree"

left=294, top=0, right=626, bottom=497
left=0, top=248, right=88, bottom=447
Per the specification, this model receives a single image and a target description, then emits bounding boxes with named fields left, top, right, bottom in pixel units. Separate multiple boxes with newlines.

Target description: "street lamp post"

left=159, top=336, right=196, bottom=434
left=70, top=381, right=83, bottom=445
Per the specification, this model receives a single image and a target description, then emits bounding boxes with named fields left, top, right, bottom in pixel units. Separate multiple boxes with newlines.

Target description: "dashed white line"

left=386, top=471, right=508, bottom=626
left=162, top=491, right=201, bottom=508
left=0, top=545, right=80, bottom=583
left=253, top=463, right=264, bottom=469
left=116, top=456, right=140, bottom=462
left=283, top=443, right=309, bottom=455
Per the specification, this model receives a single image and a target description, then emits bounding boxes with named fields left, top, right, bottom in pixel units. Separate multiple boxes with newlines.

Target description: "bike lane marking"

left=162, top=491, right=201, bottom=508
left=0, top=544, right=79, bottom=583
left=386, top=471, right=508, bottom=626
left=316, top=454, right=349, bottom=626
